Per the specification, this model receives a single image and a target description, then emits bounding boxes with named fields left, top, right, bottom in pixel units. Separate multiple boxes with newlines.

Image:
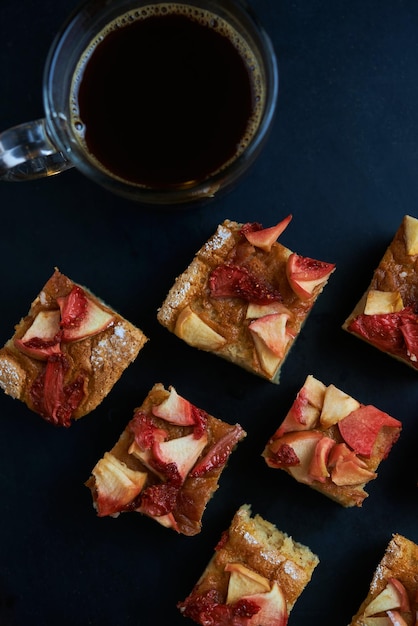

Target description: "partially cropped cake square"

left=177, top=504, right=319, bottom=625
left=348, top=533, right=418, bottom=625
left=0, top=269, right=148, bottom=426
left=262, top=375, right=401, bottom=507
left=343, top=214, right=418, bottom=370
left=85, top=383, right=246, bottom=535
left=158, top=215, right=335, bottom=383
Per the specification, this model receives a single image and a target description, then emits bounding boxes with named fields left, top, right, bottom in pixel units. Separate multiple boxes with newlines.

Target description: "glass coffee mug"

left=0, top=0, right=278, bottom=205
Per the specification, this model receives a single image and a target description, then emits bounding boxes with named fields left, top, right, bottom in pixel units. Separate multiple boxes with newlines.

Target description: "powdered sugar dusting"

left=0, top=358, right=22, bottom=397
left=90, top=322, right=137, bottom=369
left=283, top=559, right=300, bottom=579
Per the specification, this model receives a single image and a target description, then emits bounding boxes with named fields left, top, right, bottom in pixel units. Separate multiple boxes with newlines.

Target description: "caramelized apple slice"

left=308, top=436, right=335, bottom=482
left=319, top=384, right=360, bottom=428
left=273, top=376, right=324, bottom=437
left=92, top=452, right=147, bottom=517
left=246, top=302, right=291, bottom=320
left=268, top=431, right=323, bottom=483
left=243, top=214, right=292, bottom=252
left=152, top=386, right=195, bottom=426
left=225, top=563, right=271, bottom=604
left=250, top=332, right=282, bottom=378
left=328, top=443, right=376, bottom=486
left=175, top=306, right=227, bottom=350
left=364, top=290, right=404, bottom=315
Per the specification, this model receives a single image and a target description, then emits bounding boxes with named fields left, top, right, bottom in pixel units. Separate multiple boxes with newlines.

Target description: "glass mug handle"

left=0, top=118, right=73, bottom=181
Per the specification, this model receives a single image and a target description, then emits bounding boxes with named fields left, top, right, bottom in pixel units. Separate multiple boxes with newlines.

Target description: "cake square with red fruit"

left=0, top=269, right=148, bottom=427
left=85, top=383, right=246, bottom=535
left=262, top=375, right=401, bottom=507
left=157, top=216, right=335, bottom=383
left=348, top=533, right=418, bottom=625
left=177, top=504, right=319, bottom=625
left=343, top=215, right=418, bottom=370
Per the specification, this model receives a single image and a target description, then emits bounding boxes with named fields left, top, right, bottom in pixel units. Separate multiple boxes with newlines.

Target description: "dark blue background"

left=1, top=1, right=418, bottom=624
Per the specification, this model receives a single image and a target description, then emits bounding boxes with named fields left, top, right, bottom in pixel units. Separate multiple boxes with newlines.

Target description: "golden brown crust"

left=179, top=504, right=319, bottom=616
left=86, top=383, right=246, bottom=536
left=0, top=269, right=148, bottom=422
left=349, top=534, right=418, bottom=625
left=158, top=219, right=333, bottom=383
left=343, top=215, right=418, bottom=370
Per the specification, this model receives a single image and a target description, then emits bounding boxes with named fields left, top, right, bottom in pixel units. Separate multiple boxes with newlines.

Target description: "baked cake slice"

left=348, top=533, right=418, bottom=625
left=177, top=504, right=319, bottom=625
left=85, top=383, right=246, bottom=535
left=0, top=269, right=148, bottom=426
left=262, top=375, right=401, bottom=507
left=343, top=215, right=418, bottom=370
left=157, top=216, right=335, bottom=383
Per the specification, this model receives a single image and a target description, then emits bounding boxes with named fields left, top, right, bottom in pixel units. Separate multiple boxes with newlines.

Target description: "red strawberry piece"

left=209, top=264, right=281, bottom=304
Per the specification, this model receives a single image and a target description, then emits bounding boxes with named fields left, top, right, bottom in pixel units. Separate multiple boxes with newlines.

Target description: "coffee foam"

left=70, top=3, right=265, bottom=184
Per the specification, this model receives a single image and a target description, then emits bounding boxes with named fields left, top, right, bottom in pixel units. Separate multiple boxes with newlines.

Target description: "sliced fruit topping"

left=404, top=214, right=418, bottom=255
left=152, top=432, right=209, bottom=482
left=152, top=386, right=195, bottom=426
left=338, top=405, right=401, bottom=458
left=308, top=436, right=335, bottom=482
left=174, top=306, right=227, bottom=351
left=328, top=443, right=376, bottom=486
left=92, top=452, right=147, bottom=517
left=58, top=286, right=114, bottom=342
left=129, top=412, right=168, bottom=450
left=190, top=424, right=246, bottom=477
left=246, top=301, right=291, bottom=320
left=347, top=307, right=418, bottom=361
left=266, top=431, right=323, bottom=483
left=319, top=384, right=360, bottom=428
left=242, top=214, right=293, bottom=252
left=286, top=253, right=335, bottom=300
left=364, top=290, right=404, bottom=315
left=249, top=313, right=292, bottom=358
left=225, top=563, right=271, bottom=604
left=250, top=332, right=282, bottom=378
left=273, top=378, right=323, bottom=438
left=15, top=310, right=62, bottom=360
left=29, top=354, right=86, bottom=427
left=239, top=582, right=288, bottom=626
left=364, top=578, right=411, bottom=617
left=209, top=263, right=282, bottom=304
left=138, top=483, right=178, bottom=518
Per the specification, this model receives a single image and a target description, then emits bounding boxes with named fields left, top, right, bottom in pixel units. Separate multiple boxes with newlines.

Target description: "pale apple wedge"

left=14, top=310, right=61, bottom=360
left=308, top=436, right=335, bottom=482
left=92, top=452, right=147, bottom=517
left=246, top=301, right=291, bottom=320
left=320, top=384, right=360, bottom=428
left=269, top=431, right=323, bottom=483
left=364, top=290, right=404, bottom=315
left=243, top=214, right=292, bottom=252
left=250, top=332, right=282, bottom=378
left=302, top=374, right=327, bottom=409
left=404, top=214, right=418, bottom=255
left=240, top=582, right=288, bottom=626
left=249, top=313, right=291, bottom=358
left=152, top=385, right=195, bottom=426
left=364, top=579, right=411, bottom=617
left=153, top=432, right=209, bottom=482
left=225, top=562, right=271, bottom=604
left=174, top=306, right=227, bottom=350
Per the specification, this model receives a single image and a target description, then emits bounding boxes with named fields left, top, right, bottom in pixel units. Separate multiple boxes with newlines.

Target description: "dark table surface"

left=2, top=1, right=418, bottom=625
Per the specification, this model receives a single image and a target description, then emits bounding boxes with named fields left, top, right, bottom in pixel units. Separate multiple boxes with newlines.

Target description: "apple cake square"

left=157, top=216, right=335, bottom=383
left=85, top=383, right=246, bottom=535
left=262, top=375, right=401, bottom=507
left=343, top=214, right=418, bottom=371
left=177, top=504, right=319, bottom=625
left=348, top=533, right=418, bottom=625
left=0, top=268, right=148, bottom=426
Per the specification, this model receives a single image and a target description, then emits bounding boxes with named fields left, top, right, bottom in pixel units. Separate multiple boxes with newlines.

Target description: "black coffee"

left=71, top=5, right=263, bottom=188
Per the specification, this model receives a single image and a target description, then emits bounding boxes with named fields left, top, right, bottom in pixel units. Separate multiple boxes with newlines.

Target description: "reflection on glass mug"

left=0, top=0, right=278, bottom=206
